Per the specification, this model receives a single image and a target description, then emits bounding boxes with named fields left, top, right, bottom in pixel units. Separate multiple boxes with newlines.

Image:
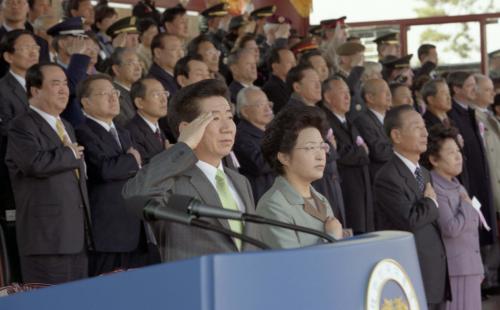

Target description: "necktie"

left=154, top=128, right=163, bottom=145
left=55, top=119, right=79, bottom=179
left=109, top=126, right=122, bottom=149
left=414, top=167, right=425, bottom=193
left=215, top=169, right=243, bottom=250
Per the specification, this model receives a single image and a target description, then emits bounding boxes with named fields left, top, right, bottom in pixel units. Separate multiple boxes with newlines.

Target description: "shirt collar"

left=9, top=70, right=26, bottom=90
left=138, top=112, right=159, bottom=133
left=394, top=151, right=420, bottom=174
left=86, top=114, right=115, bottom=132
left=454, top=99, right=469, bottom=110
left=333, top=112, right=346, bottom=124
left=114, top=81, right=130, bottom=92
left=368, top=108, right=385, bottom=124
left=29, top=105, right=60, bottom=130
left=195, top=160, right=223, bottom=187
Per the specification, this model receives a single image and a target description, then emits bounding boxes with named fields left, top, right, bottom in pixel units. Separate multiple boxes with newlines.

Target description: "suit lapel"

left=86, top=118, right=123, bottom=153
left=29, top=110, right=64, bottom=146
left=393, top=155, right=420, bottom=196
left=135, top=115, right=163, bottom=152
left=366, top=110, right=384, bottom=135
left=185, top=167, right=233, bottom=233
left=7, top=73, right=28, bottom=110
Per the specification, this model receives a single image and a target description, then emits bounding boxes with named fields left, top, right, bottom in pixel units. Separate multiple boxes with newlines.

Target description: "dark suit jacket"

left=262, top=74, right=291, bottom=115
left=113, top=82, right=136, bottom=128
left=353, top=109, right=393, bottom=180
left=122, top=142, right=259, bottom=262
left=374, top=155, right=449, bottom=303
left=228, top=80, right=244, bottom=104
left=126, top=114, right=165, bottom=165
left=5, top=110, right=91, bottom=256
left=148, top=62, right=178, bottom=97
left=76, top=118, right=141, bottom=252
left=60, top=54, right=91, bottom=127
left=321, top=105, right=374, bottom=233
left=0, top=72, right=29, bottom=214
left=0, top=26, right=50, bottom=78
left=233, top=119, right=275, bottom=203
left=447, top=100, right=496, bottom=245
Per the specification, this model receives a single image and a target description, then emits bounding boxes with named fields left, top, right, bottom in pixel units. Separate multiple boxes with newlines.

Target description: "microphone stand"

left=241, top=213, right=337, bottom=243
left=191, top=218, right=270, bottom=250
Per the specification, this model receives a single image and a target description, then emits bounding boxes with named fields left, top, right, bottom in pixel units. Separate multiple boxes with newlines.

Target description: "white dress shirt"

left=196, top=160, right=246, bottom=212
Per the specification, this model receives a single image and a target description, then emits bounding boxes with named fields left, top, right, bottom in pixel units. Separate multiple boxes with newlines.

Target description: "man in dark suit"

left=75, top=74, right=158, bottom=275
left=123, top=79, right=258, bottom=262
left=321, top=77, right=373, bottom=234
left=5, top=63, right=92, bottom=284
left=261, top=47, right=295, bottom=114
left=421, top=78, right=453, bottom=130
left=285, top=63, right=322, bottom=109
left=109, top=47, right=142, bottom=127
left=127, top=77, right=169, bottom=164
left=374, top=105, right=449, bottom=309
left=148, top=32, right=182, bottom=97
left=173, top=54, right=211, bottom=88
left=447, top=71, right=498, bottom=290
left=447, top=72, right=496, bottom=239
left=0, top=29, right=41, bottom=283
left=353, top=78, right=393, bottom=180
left=0, top=0, right=49, bottom=78
left=227, top=48, right=257, bottom=103
left=233, top=86, right=274, bottom=202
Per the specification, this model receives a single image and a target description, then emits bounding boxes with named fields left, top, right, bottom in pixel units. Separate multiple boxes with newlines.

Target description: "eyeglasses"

left=295, top=142, right=330, bottom=154
left=14, top=45, right=41, bottom=53
left=122, top=60, right=141, bottom=67
left=203, top=48, right=221, bottom=57
left=149, top=90, right=169, bottom=99
left=4, top=0, right=26, bottom=6
left=249, top=101, right=273, bottom=109
left=91, top=89, right=120, bottom=98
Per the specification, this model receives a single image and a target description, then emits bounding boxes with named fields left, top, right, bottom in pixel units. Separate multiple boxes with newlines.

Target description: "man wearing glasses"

left=127, top=77, right=171, bottom=165
left=110, top=47, right=143, bottom=127
left=75, top=74, right=156, bottom=276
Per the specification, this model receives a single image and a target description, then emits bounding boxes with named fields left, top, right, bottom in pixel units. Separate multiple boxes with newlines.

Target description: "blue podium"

left=0, top=231, right=427, bottom=310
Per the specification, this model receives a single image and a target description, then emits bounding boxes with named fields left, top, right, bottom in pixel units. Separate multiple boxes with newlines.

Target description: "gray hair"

left=236, top=86, right=262, bottom=118
left=361, top=61, right=382, bottom=81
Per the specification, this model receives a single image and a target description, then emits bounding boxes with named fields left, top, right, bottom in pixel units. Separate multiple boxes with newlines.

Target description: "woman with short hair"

left=257, top=106, right=346, bottom=249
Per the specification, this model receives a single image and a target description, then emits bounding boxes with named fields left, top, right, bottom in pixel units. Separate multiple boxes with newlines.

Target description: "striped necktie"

left=55, top=119, right=79, bottom=179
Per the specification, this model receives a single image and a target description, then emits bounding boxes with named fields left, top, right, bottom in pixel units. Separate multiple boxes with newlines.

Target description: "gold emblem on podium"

left=365, top=259, right=420, bottom=310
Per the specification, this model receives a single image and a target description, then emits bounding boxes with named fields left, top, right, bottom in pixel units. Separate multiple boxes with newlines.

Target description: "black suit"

left=352, top=109, right=393, bottom=180
left=374, top=155, right=449, bottom=305
left=233, top=119, right=275, bottom=203
left=321, top=105, right=374, bottom=234
left=148, top=62, right=178, bottom=97
left=126, top=114, right=165, bottom=165
left=5, top=110, right=92, bottom=283
left=0, top=72, right=29, bottom=283
left=76, top=118, right=155, bottom=275
left=0, top=25, right=50, bottom=79
left=447, top=100, right=497, bottom=245
left=262, top=74, right=291, bottom=115
left=228, top=80, right=245, bottom=104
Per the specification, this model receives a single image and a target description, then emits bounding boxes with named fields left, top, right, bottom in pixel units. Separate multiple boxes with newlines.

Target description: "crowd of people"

left=0, top=0, right=500, bottom=309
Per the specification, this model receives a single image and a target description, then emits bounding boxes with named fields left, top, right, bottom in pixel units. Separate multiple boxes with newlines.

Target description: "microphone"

left=170, top=194, right=337, bottom=243
left=125, top=194, right=270, bottom=250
